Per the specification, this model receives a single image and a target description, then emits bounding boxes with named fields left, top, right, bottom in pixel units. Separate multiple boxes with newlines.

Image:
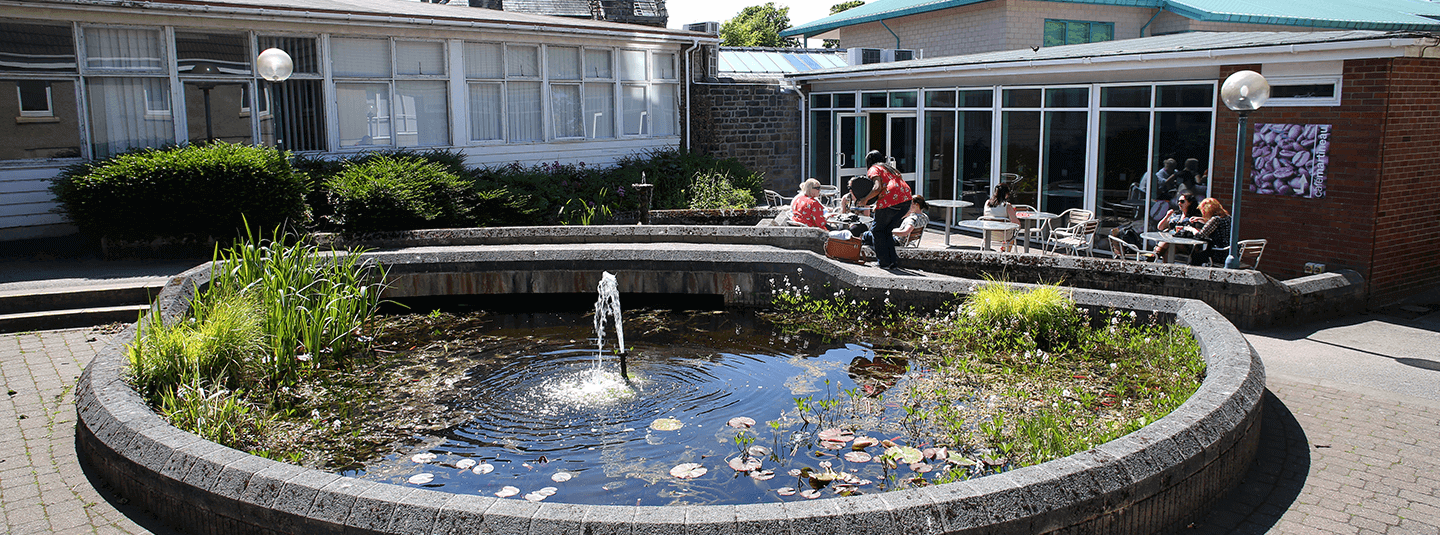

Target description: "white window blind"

left=396, top=41, right=445, bottom=76
left=652, top=52, right=676, bottom=80
left=622, top=84, right=645, bottom=135
left=84, top=28, right=164, bottom=72
left=507, top=45, right=539, bottom=78
left=619, top=50, right=645, bottom=81
left=650, top=84, right=677, bottom=136
left=507, top=81, right=541, bottom=141
left=584, top=82, right=613, bottom=139
left=336, top=82, right=390, bottom=146
left=332, top=38, right=391, bottom=77
left=86, top=77, right=175, bottom=157
left=465, top=42, right=503, bottom=79
left=551, top=84, right=582, bottom=138
left=468, top=82, right=502, bottom=141
left=548, top=46, right=580, bottom=81
left=585, top=49, right=612, bottom=79
left=395, top=80, right=448, bottom=147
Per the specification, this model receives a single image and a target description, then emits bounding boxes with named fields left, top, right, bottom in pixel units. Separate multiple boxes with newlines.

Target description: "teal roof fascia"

left=1164, top=1, right=1440, bottom=31
left=782, top=0, right=1163, bottom=37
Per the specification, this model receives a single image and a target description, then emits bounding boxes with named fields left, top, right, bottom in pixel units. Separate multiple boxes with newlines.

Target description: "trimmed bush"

left=49, top=143, right=305, bottom=240
left=687, top=171, right=756, bottom=210
left=325, top=155, right=476, bottom=232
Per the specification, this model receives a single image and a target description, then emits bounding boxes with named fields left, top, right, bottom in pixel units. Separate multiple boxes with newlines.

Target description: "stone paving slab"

left=3, top=322, right=1437, bottom=535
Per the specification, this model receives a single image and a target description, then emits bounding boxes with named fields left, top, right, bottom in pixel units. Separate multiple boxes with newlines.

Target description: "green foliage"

left=830, top=0, right=865, bottom=14
left=325, top=155, right=476, bottom=232
left=687, top=171, right=757, bottom=210
left=49, top=142, right=306, bottom=240
left=158, top=382, right=267, bottom=451
left=720, top=2, right=799, bottom=48
left=961, top=280, right=1084, bottom=352
left=469, top=160, right=621, bottom=226
left=127, top=293, right=264, bottom=400
left=612, top=148, right=762, bottom=210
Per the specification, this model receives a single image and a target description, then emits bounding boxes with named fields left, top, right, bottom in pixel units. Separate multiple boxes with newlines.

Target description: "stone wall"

left=690, top=80, right=804, bottom=194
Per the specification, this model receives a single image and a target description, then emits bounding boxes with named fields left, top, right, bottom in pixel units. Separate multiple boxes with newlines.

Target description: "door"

left=835, top=113, right=868, bottom=187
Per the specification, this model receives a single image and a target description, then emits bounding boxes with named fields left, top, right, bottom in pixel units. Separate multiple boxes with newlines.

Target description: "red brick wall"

left=1211, top=59, right=1440, bottom=304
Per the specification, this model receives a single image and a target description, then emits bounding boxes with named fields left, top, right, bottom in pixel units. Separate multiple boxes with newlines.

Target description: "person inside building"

left=787, top=178, right=827, bottom=229
left=859, top=150, right=912, bottom=269
left=1185, top=197, right=1233, bottom=266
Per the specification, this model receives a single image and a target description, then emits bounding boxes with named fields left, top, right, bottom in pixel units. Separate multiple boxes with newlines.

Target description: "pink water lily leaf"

left=727, top=416, right=756, bottom=429
left=728, top=456, right=762, bottom=472
left=843, top=451, right=872, bottom=463
left=670, top=463, right=708, bottom=479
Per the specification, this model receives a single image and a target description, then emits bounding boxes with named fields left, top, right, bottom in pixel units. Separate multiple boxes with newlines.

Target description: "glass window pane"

left=468, top=82, right=502, bottom=141
left=332, top=38, right=390, bottom=77
left=1041, top=110, right=1087, bottom=213
left=1045, top=87, right=1088, bottom=108
left=552, top=84, right=582, bottom=138
left=960, top=89, right=992, bottom=108
left=548, top=46, right=580, bottom=80
left=652, top=52, right=676, bottom=79
left=1002, top=88, right=1041, bottom=108
left=650, top=83, right=676, bottom=136
left=395, top=80, right=447, bottom=147
left=862, top=92, right=887, bottom=108
left=622, top=84, right=645, bottom=135
left=0, top=22, right=75, bottom=73
left=1097, top=110, right=1149, bottom=231
left=184, top=81, right=252, bottom=143
left=619, top=50, right=645, bottom=81
left=1092, top=24, right=1113, bottom=42
left=584, top=82, right=613, bottom=139
left=1001, top=110, right=1040, bottom=208
left=336, top=82, right=390, bottom=147
left=889, top=91, right=917, bottom=108
left=1043, top=21, right=1066, bottom=47
left=1271, top=83, right=1336, bottom=99
left=925, top=90, right=955, bottom=108
left=86, top=77, right=175, bottom=158
left=810, top=110, right=832, bottom=183
left=507, top=45, right=539, bottom=78
left=1156, top=84, right=1213, bottom=107
left=176, top=31, right=248, bottom=75
left=1066, top=22, right=1089, bottom=45
left=84, top=28, right=164, bottom=72
left=1100, top=86, right=1150, bottom=107
left=811, top=93, right=831, bottom=109
left=585, top=48, right=612, bottom=79
left=507, top=81, right=541, bottom=141
left=257, top=36, right=319, bottom=75
left=924, top=111, right=956, bottom=201
left=396, top=41, right=445, bottom=76
left=263, top=79, right=326, bottom=151
left=465, top=42, right=503, bottom=79
left=834, top=93, right=855, bottom=109
left=1, top=79, right=81, bottom=160
left=958, top=110, right=992, bottom=220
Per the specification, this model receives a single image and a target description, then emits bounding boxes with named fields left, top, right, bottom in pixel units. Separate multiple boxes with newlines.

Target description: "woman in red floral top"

left=787, top=179, right=827, bottom=229
left=861, top=151, right=913, bottom=268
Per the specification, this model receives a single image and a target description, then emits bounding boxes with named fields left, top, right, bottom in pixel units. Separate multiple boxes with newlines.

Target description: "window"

left=82, top=27, right=174, bottom=158
left=584, top=48, right=614, bottom=139
left=256, top=35, right=324, bottom=151
left=0, top=21, right=77, bottom=73
left=619, top=50, right=645, bottom=81
left=465, top=42, right=503, bottom=142
left=549, top=46, right=582, bottom=139
left=622, top=84, right=645, bottom=135
left=1043, top=20, right=1113, bottom=47
left=652, top=52, right=676, bottom=80
left=585, top=49, right=612, bottom=79
left=175, top=31, right=249, bottom=75
left=506, top=44, right=541, bottom=142
left=17, top=80, right=52, bottom=117
left=1262, top=76, right=1342, bottom=107
left=332, top=38, right=449, bottom=148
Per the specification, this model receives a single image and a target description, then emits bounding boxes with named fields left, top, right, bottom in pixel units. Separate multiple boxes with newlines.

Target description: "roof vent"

left=847, top=47, right=883, bottom=65
left=685, top=21, right=720, bottom=35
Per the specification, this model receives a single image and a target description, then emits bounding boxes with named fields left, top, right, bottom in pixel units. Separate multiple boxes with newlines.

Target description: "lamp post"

left=1219, top=70, right=1269, bottom=269
left=190, top=62, right=222, bottom=142
left=256, top=48, right=294, bottom=150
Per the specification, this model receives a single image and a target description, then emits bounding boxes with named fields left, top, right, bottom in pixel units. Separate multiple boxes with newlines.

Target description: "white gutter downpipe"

left=684, top=38, right=701, bottom=152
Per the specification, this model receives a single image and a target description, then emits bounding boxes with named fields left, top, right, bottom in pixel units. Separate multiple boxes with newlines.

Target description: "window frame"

left=16, top=80, right=55, bottom=117
left=1261, top=75, right=1343, bottom=107
left=1043, top=19, right=1115, bottom=47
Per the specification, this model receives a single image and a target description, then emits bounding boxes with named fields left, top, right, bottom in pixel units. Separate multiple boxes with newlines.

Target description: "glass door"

left=887, top=113, right=918, bottom=187
left=835, top=113, right=868, bottom=187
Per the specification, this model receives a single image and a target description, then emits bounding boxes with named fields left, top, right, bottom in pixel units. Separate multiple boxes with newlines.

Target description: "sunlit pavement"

left=2, top=276, right=1437, bottom=534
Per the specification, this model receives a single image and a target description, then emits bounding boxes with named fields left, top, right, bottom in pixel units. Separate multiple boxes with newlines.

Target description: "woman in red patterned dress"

left=787, top=178, right=827, bottom=229
left=861, top=151, right=912, bottom=268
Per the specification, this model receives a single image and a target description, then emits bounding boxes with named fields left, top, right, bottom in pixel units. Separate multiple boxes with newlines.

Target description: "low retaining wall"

left=77, top=242, right=1265, bottom=535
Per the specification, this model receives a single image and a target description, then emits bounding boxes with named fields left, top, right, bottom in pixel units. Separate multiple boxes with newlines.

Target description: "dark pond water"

left=348, top=309, right=966, bottom=506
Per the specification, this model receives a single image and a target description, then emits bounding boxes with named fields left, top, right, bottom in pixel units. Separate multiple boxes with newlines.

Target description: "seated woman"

left=1154, top=192, right=1201, bottom=259
left=863, top=195, right=929, bottom=247
left=984, top=183, right=1022, bottom=225
left=836, top=176, right=875, bottom=216
left=1185, top=197, right=1233, bottom=266
left=787, top=178, right=828, bottom=229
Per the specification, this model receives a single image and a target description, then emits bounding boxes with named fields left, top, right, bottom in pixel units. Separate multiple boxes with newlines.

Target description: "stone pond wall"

left=76, top=236, right=1266, bottom=535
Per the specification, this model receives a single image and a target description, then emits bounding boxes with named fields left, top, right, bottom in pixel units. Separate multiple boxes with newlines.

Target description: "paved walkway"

left=1, top=282, right=1437, bottom=534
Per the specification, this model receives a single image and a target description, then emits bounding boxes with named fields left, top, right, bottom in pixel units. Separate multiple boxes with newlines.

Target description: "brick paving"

left=2, top=325, right=1437, bottom=534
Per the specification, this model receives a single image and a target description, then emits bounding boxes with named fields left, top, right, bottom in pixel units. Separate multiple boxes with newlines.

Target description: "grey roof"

left=787, top=30, right=1435, bottom=78
left=24, top=0, right=699, bottom=37
left=502, top=0, right=592, bottom=17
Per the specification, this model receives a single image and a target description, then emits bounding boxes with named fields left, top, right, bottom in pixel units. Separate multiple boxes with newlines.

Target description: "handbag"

left=825, top=237, right=864, bottom=264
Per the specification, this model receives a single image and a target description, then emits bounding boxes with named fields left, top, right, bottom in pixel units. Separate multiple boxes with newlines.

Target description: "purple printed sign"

left=1250, top=123, right=1329, bottom=198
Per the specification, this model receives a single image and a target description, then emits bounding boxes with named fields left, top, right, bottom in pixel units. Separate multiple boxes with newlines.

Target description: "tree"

left=720, top=3, right=798, bottom=48
left=822, top=1, right=865, bottom=48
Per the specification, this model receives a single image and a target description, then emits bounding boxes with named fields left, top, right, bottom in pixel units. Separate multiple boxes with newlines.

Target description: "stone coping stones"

left=76, top=242, right=1264, bottom=535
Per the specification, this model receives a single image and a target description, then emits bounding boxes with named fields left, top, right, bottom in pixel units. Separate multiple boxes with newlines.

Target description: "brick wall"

left=1210, top=59, right=1440, bottom=303
left=690, top=80, right=804, bottom=193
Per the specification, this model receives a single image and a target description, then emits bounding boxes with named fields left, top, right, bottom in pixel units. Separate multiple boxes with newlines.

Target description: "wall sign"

left=1250, top=123, right=1329, bottom=198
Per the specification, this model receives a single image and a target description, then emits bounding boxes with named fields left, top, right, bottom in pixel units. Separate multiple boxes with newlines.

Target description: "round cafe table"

left=1140, top=231, right=1208, bottom=263
left=956, top=219, right=1020, bottom=251
left=1015, top=210, right=1059, bottom=253
left=928, top=199, right=974, bottom=247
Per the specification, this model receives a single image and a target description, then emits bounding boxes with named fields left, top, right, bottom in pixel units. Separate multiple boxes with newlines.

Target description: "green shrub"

left=963, top=281, right=1084, bottom=352
left=687, top=171, right=756, bottom=209
left=325, top=155, right=476, bottom=232
left=613, top=148, right=763, bottom=210
left=50, top=143, right=305, bottom=240
left=127, top=292, right=264, bottom=400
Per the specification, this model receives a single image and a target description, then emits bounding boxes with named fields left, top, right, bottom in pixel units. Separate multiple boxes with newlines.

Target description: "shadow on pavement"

left=1187, top=389, right=1310, bottom=534
left=75, top=430, right=187, bottom=535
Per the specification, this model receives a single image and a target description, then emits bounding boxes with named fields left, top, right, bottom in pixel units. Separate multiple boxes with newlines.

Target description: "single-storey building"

left=786, top=30, right=1440, bottom=303
left=0, top=0, right=713, bottom=240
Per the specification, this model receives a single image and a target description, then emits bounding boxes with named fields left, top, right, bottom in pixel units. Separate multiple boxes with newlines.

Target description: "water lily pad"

left=932, top=446, right=950, bottom=460
left=455, top=459, right=476, bottom=470
left=551, top=472, right=573, bottom=482
left=817, top=428, right=854, bottom=443
left=747, top=445, right=771, bottom=457
left=473, top=463, right=495, bottom=474
left=787, top=469, right=803, bottom=477
left=949, top=457, right=977, bottom=467
left=650, top=418, right=684, bottom=431
left=670, top=463, right=707, bottom=479
left=851, top=437, right=879, bottom=449
left=407, top=473, right=434, bottom=484
left=843, top=451, right=872, bottom=463
left=885, top=446, right=924, bottom=464
left=776, top=487, right=796, bottom=496
left=728, top=456, right=762, bottom=472
left=524, top=492, right=548, bottom=502
left=833, top=484, right=857, bottom=495
left=727, top=416, right=756, bottom=428
left=911, top=463, right=933, bottom=473
left=411, top=453, right=437, bottom=464
left=820, top=440, right=846, bottom=450
left=495, top=486, right=520, bottom=497
left=537, top=486, right=558, bottom=496
left=750, top=469, right=776, bottom=481
left=800, top=489, right=822, bottom=499
left=982, top=456, right=1007, bottom=467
